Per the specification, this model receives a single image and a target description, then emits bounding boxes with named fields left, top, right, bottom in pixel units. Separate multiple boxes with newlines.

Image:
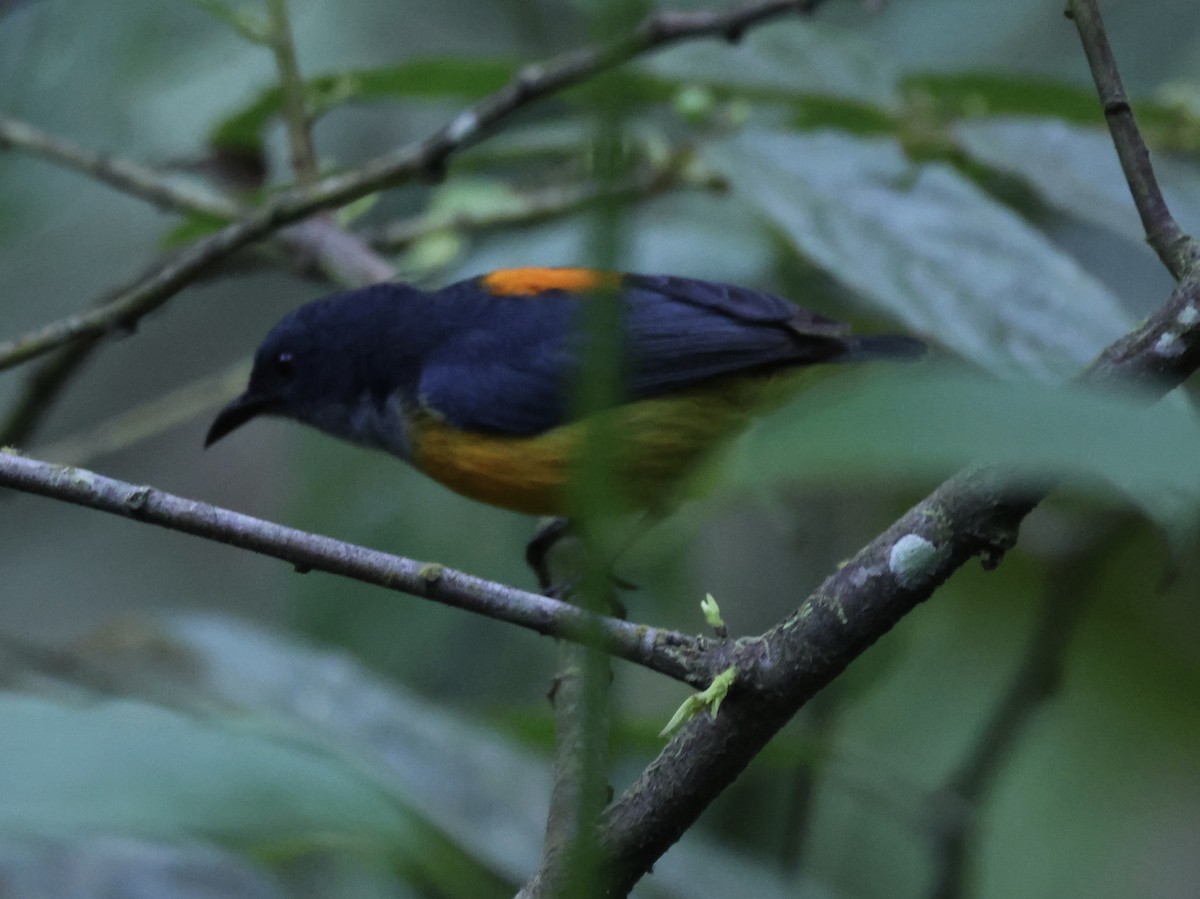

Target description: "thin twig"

left=0, top=112, right=395, bottom=448
left=36, top=360, right=251, bottom=466
left=265, top=0, right=319, bottom=183
left=204, top=159, right=706, bottom=279
left=0, top=140, right=695, bottom=450
left=0, top=217, right=395, bottom=450
left=0, top=336, right=98, bottom=447
left=0, top=450, right=703, bottom=683
left=0, top=0, right=825, bottom=373
left=0, top=115, right=242, bottom=219
left=0, top=113, right=395, bottom=287
left=0, top=162, right=682, bottom=452
left=1066, top=0, right=1200, bottom=277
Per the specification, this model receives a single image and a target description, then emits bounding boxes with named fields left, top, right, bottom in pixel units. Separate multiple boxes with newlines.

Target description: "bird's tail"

left=839, top=334, right=927, bottom=363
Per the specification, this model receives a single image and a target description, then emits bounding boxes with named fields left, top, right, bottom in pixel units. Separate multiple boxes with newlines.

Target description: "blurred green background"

left=2, top=0, right=1200, bottom=896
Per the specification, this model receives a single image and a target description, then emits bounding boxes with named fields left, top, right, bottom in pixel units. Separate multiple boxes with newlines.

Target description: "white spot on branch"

left=888, top=534, right=942, bottom=588
left=1155, top=332, right=1183, bottom=356
left=445, top=111, right=479, bottom=144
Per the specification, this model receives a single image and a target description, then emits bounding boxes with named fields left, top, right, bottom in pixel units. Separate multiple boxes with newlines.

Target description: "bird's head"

left=205, top=284, right=427, bottom=450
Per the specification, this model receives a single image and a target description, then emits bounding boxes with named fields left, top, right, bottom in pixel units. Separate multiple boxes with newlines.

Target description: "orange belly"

left=410, top=379, right=767, bottom=515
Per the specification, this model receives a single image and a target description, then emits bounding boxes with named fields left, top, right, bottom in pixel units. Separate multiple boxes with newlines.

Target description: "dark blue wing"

left=417, top=273, right=864, bottom=436
left=416, top=283, right=580, bottom=435
left=618, top=274, right=850, bottom=393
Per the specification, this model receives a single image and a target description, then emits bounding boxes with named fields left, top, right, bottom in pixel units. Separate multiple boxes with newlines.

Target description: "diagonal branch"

left=1066, top=0, right=1200, bottom=277
left=0, top=216, right=394, bottom=450
left=592, top=267, right=1200, bottom=894
left=9, top=4, right=1187, bottom=896
left=0, top=449, right=704, bottom=684
left=35, top=360, right=251, bottom=466
left=0, top=0, right=828, bottom=373
left=0, top=163, right=686, bottom=449
left=579, top=6, right=1200, bottom=890
left=0, top=115, right=242, bottom=219
left=0, top=330, right=102, bottom=448
left=0, top=118, right=696, bottom=449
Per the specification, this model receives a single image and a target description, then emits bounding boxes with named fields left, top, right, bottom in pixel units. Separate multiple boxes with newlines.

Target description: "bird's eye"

left=274, top=351, right=295, bottom=379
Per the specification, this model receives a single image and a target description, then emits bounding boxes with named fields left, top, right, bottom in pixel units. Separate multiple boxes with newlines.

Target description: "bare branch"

left=0, top=139, right=696, bottom=451
left=279, top=217, right=396, bottom=284
left=0, top=113, right=395, bottom=447
left=1066, top=0, right=1200, bottom=277
left=0, top=0, right=827, bottom=373
left=0, top=336, right=98, bottom=448
left=593, top=264, right=1200, bottom=890
left=0, top=450, right=703, bottom=683
left=265, top=0, right=319, bottom=183
left=584, top=8, right=1200, bottom=883
left=0, top=162, right=684, bottom=451
left=36, top=361, right=251, bottom=466
left=0, top=115, right=242, bottom=219
left=0, top=217, right=395, bottom=451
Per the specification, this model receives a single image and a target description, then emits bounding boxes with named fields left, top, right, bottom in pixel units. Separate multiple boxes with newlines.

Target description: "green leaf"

left=906, top=72, right=1189, bottom=140
left=705, top=129, right=1131, bottom=380
left=209, top=59, right=519, bottom=152
left=904, top=73, right=1106, bottom=125
left=637, top=24, right=896, bottom=135
left=648, top=22, right=899, bottom=109
left=124, top=615, right=551, bottom=886
left=0, top=695, right=411, bottom=853
left=954, top=116, right=1200, bottom=245
left=159, top=619, right=830, bottom=897
left=124, top=615, right=823, bottom=899
left=189, top=0, right=271, bottom=45
left=0, top=835, right=286, bottom=899
left=716, top=365, right=1200, bottom=530
left=160, top=210, right=229, bottom=248
left=207, top=33, right=902, bottom=160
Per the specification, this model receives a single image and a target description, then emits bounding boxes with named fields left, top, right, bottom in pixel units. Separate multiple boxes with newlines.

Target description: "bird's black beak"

left=205, top=392, right=274, bottom=447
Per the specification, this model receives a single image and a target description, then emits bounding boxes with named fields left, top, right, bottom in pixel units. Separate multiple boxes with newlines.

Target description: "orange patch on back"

left=481, top=267, right=620, bottom=297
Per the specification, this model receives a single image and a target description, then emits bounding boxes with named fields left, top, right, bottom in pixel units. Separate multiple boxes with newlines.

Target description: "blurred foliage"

left=718, top=365, right=1200, bottom=535
left=3, top=0, right=1200, bottom=897
left=208, top=58, right=521, bottom=154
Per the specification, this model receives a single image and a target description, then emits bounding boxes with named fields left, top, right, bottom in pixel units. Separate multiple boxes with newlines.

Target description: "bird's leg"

left=526, top=516, right=574, bottom=594
left=525, top=516, right=637, bottom=617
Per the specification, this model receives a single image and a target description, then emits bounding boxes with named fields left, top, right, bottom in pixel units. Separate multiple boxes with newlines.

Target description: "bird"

left=205, top=267, right=925, bottom=516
